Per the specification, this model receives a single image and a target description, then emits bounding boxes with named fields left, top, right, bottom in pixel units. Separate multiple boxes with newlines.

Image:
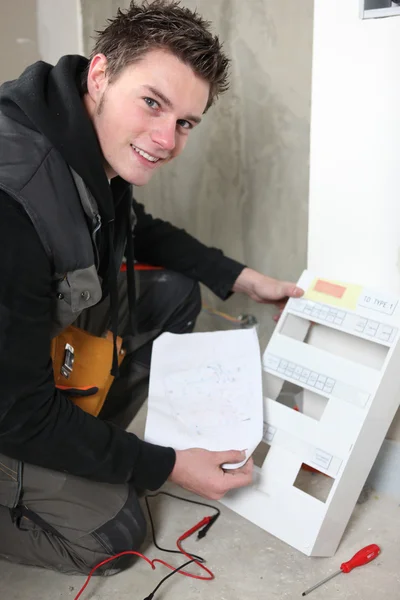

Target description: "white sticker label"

left=263, top=423, right=276, bottom=443
left=358, top=291, right=398, bottom=316
left=312, top=449, right=332, bottom=470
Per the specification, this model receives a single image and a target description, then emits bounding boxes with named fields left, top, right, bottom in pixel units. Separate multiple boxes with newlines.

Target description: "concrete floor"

left=0, top=401, right=399, bottom=600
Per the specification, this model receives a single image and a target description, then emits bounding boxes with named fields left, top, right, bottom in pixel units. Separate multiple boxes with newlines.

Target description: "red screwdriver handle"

left=340, top=544, right=380, bottom=574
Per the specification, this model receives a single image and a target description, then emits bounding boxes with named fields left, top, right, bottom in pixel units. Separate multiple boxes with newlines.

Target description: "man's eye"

left=177, top=119, right=192, bottom=130
left=144, top=97, right=160, bottom=109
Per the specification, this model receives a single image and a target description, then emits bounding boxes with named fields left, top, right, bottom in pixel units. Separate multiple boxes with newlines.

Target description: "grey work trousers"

left=0, top=269, right=201, bottom=575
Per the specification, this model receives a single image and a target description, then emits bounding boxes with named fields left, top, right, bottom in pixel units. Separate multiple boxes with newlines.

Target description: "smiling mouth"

left=131, top=144, right=161, bottom=163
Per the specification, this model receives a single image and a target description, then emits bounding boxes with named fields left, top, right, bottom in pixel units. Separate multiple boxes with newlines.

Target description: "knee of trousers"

left=187, top=278, right=202, bottom=319
left=162, top=271, right=202, bottom=321
left=92, top=486, right=147, bottom=561
left=170, top=273, right=201, bottom=326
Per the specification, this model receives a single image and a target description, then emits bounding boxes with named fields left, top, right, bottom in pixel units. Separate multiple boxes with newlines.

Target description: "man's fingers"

left=216, top=449, right=246, bottom=465
left=240, top=457, right=254, bottom=474
left=226, top=457, right=254, bottom=476
left=223, top=468, right=253, bottom=490
left=170, top=448, right=254, bottom=500
left=275, top=300, right=286, bottom=308
left=263, top=282, right=304, bottom=306
left=279, top=282, right=304, bottom=299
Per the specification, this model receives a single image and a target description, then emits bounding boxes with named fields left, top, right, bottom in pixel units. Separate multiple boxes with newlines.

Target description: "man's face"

left=85, top=49, right=210, bottom=185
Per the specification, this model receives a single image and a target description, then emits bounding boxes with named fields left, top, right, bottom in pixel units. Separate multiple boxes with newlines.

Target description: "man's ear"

left=86, top=54, right=109, bottom=102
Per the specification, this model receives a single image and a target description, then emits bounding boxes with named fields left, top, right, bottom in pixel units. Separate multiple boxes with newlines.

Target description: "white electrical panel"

left=221, top=270, right=400, bottom=556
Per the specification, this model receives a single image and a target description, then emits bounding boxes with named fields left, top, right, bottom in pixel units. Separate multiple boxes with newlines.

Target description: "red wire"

left=176, top=518, right=214, bottom=580
left=73, top=516, right=215, bottom=600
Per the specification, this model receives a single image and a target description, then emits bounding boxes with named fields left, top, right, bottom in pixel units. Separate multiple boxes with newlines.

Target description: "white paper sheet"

left=144, top=328, right=263, bottom=469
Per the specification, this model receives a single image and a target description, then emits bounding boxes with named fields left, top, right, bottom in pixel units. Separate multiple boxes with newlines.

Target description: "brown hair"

left=81, top=0, right=230, bottom=110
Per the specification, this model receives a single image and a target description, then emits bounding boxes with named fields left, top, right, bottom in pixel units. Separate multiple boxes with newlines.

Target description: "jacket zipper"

left=92, top=214, right=101, bottom=269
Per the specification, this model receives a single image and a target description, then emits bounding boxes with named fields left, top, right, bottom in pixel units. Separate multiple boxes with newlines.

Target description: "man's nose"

left=151, top=118, right=176, bottom=152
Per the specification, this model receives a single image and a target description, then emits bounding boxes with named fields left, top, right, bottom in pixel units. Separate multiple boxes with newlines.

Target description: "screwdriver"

left=302, top=544, right=380, bottom=596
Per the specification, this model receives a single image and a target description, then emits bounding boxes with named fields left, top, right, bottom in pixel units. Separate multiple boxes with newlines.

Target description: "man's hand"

left=232, top=267, right=304, bottom=320
left=169, top=448, right=253, bottom=500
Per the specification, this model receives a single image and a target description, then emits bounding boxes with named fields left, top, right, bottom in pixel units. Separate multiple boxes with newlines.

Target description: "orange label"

left=313, top=279, right=347, bottom=298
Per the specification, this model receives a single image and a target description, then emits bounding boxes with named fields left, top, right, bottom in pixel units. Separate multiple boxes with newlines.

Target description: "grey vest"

left=0, top=112, right=107, bottom=337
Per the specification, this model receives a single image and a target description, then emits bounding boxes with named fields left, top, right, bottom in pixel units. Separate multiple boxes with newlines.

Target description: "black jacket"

left=0, top=56, right=245, bottom=489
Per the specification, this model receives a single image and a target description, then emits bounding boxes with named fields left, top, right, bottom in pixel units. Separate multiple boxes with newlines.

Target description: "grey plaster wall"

left=0, top=0, right=41, bottom=83
left=82, top=0, right=313, bottom=348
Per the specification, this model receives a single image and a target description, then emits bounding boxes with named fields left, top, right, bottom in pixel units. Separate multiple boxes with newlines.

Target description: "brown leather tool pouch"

left=51, top=325, right=125, bottom=417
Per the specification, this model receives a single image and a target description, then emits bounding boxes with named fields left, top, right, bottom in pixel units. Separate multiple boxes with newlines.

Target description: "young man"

left=0, top=0, right=303, bottom=575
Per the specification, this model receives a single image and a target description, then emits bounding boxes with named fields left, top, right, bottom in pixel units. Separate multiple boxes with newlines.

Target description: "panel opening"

left=275, top=380, right=329, bottom=421
left=293, top=463, right=335, bottom=503
left=253, top=440, right=270, bottom=469
left=365, top=0, right=393, bottom=8
left=279, top=314, right=388, bottom=370
left=361, top=0, right=400, bottom=18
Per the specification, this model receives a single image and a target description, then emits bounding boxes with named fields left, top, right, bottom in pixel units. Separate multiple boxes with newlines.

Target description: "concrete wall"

left=36, top=0, right=83, bottom=64
left=82, top=0, right=313, bottom=349
left=309, top=0, right=400, bottom=445
left=0, top=0, right=82, bottom=84
left=0, top=0, right=41, bottom=83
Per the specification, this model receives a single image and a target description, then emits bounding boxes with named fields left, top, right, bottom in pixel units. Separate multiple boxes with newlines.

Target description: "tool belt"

left=51, top=326, right=125, bottom=417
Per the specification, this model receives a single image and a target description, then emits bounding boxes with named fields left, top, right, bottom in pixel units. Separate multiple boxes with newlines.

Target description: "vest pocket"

left=51, top=267, right=102, bottom=337
left=51, top=274, right=74, bottom=337
left=68, top=266, right=102, bottom=313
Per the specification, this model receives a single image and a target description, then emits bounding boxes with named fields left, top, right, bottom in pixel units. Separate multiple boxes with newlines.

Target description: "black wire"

left=146, top=558, right=197, bottom=599
left=145, top=490, right=221, bottom=516
left=143, top=490, right=220, bottom=599
left=144, top=491, right=220, bottom=561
